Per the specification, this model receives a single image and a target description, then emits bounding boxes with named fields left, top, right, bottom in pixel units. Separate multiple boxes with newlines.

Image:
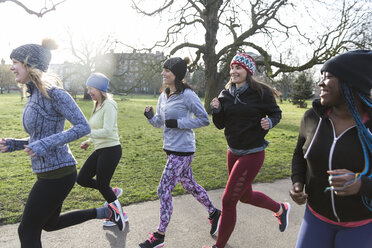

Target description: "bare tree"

left=135, top=57, right=163, bottom=96
left=95, top=49, right=164, bottom=96
left=0, top=0, right=66, bottom=17
left=190, top=65, right=206, bottom=96
left=0, top=60, right=15, bottom=94
left=132, top=0, right=372, bottom=112
left=65, top=31, right=116, bottom=99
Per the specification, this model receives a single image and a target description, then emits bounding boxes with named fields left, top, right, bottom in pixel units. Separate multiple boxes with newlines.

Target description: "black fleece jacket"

left=212, top=86, right=281, bottom=150
left=292, top=99, right=372, bottom=222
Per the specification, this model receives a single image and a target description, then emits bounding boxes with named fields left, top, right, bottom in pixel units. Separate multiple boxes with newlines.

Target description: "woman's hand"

left=80, top=141, right=90, bottom=150
left=144, top=106, right=154, bottom=119
left=289, top=182, right=308, bottom=205
left=211, top=97, right=220, bottom=109
left=24, top=146, right=36, bottom=157
left=0, top=138, right=8, bottom=153
left=328, top=169, right=361, bottom=196
left=260, top=118, right=270, bottom=130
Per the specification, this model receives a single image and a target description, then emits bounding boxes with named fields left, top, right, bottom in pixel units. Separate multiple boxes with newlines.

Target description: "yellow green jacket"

left=87, top=98, right=120, bottom=150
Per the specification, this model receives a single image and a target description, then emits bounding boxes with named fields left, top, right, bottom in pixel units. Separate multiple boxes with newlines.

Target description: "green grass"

left=0, top=93, right=308, bottom=224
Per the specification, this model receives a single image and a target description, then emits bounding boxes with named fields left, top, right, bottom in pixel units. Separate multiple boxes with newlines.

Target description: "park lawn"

left=0, top=93, right=307, bottom=224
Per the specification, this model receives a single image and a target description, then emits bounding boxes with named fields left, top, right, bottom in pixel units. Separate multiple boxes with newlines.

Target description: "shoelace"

left=273, top=213, right=282, bottom=225
left=148, top=233, right=158, bottom=243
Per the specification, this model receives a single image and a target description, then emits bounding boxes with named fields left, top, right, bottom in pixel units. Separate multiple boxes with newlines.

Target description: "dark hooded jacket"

left=212, top=85, right=281, bottom=150
left=292, top=99, right=372, bottom=222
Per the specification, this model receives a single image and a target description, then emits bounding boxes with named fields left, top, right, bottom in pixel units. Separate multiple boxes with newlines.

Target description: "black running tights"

left=18, top=170, right=97, bottom=248
left=77, top=145, right=122, bottom=203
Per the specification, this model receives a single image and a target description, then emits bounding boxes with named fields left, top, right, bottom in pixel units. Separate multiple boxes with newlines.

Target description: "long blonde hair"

left=24, top=60, right=63, bottom=99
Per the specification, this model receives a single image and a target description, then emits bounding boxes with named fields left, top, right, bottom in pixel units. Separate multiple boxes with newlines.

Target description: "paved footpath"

left=0, top=178, right=304, bottom=248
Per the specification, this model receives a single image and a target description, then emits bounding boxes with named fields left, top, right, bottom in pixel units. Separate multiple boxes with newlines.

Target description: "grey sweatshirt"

left=148, top=88, right=210, bottom=153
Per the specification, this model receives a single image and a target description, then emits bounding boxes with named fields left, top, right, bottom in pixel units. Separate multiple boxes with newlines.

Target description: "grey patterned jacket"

left=5, top=82, right=90, bottom=173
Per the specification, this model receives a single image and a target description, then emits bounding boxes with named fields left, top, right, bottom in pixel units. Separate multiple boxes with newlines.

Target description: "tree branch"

left=0, top=0, right=66, bottom=17
left=169, top=42, right=204, bottom=55
left=131, top=0, right=173, bottom=15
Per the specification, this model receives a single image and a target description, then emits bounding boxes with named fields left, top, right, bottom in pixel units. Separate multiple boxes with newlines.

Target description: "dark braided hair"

left=340, top=81, right=372, bottom=210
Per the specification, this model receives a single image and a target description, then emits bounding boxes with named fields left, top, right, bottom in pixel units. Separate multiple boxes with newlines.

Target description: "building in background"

left=49, top=50, right=165, bottom=96
left=95, top=50, right=165, bottom=95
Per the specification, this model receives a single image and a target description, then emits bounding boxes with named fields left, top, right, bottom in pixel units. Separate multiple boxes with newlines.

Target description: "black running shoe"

left=107, top=201, right=125, bottom=231
left=273, top=202, right=291, bottom=232
left=138, top=232, right=164, bottom=248
left=208, top=209, right=221, bottom=236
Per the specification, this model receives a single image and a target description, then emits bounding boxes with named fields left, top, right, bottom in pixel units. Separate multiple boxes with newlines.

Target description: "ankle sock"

left=96, top=206, right=111, bottom=219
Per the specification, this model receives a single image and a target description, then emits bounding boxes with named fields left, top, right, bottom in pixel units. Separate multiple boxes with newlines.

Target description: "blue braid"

left=362, top=196, right=372, bottom=211
left=359, top=92, right=372, bottom=108
left=341, top=83, right=372, bottom=210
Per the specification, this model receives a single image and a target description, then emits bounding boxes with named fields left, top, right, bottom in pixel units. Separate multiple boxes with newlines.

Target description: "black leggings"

left=77, top=145, right=122, bottom=203
left=18, top=170, right=97, bottom=248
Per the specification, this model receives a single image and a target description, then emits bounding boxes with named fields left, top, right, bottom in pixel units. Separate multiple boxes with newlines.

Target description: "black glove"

left=165, top=119, right=178, bottom=128
left=144, top=108, right=154, bottom=119
left=210, top=102, right=222, bottom=114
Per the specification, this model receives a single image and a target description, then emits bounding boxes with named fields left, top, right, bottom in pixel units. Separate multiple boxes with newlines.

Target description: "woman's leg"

left=77, top=146, right=122, bottom=203
left=216, top=150, right=275, bottom=248
left=76, top=150, right=99, bottom=188
left=179, top=155, right=216, bottom=214
left=297, top=205, right=372, bottom=248
left=236, top=151, right=281, bottom=211
left=295, top=206, right=338, bottom=248
left=157, top=154, right=190, bottom=233
left=18, top=171, right=96, bottom=247
left=95, top=145, right=122, bottom=203
left=334, top=220, right=372, bottom=248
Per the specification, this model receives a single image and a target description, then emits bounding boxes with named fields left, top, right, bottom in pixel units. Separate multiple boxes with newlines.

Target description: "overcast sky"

left=0, top=0, right=169, bottom=64
left=1, top=0, right=366, bottom=77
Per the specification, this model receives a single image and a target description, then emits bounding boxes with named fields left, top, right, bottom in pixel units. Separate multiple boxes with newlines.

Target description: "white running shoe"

left=104, top=187, right=123, bottom=207
left=103, top=211, right=129, bottom=227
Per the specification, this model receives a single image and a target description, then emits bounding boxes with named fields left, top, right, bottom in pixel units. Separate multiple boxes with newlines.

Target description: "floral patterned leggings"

left=157, top=153, right=216, bottom=233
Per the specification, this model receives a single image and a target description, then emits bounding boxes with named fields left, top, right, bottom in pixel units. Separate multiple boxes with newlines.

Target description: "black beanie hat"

left=321, top=50, right=372, bottom=95
left=10, top=39, right=58, bottom=72
left=163, top=57, right=189, bottom=80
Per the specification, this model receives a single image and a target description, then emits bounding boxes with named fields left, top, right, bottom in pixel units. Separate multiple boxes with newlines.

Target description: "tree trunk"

left=203, top=0, right=223, bottom=113
left=83, top=87, right=91, bottom=100
left=204, top=69, right=225, bottom=113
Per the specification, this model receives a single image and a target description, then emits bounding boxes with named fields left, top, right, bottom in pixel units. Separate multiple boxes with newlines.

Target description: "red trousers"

left=215, top=150, right=280, bottom=248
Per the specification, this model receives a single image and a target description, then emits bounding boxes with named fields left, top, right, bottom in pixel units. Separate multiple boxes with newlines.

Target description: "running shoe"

left=107, top=200, right=125, bottom=231
left=208, top=209, right=221, bottom=236
left=273, top=202, right=291, bottom=232
left=103, top=187, right=124, bottom=226
left=104, top=187, right=123, bottom=207
left=103, top=211, right=128, bottom=227
left=138, top=232, right=165, bottom=248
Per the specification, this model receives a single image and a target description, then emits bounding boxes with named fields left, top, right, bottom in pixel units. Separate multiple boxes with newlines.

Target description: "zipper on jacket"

left=302, top=118, right=341, bottom=221
left=304, top=118, right=323, bottom=159
left=328, top=136, right=340, bottom=222
left=328, top=119, right=355, bottom=222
